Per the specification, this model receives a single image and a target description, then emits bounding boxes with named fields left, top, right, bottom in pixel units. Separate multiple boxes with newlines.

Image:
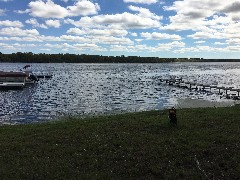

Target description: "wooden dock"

left=159, top=77, right=240, bottom=100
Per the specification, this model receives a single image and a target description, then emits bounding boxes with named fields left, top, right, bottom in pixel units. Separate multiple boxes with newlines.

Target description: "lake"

left=0, top=62, right=240, bottom=125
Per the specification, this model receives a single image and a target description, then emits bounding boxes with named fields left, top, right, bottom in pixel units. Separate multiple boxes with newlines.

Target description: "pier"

left=159, top=77, right=240, bottom=100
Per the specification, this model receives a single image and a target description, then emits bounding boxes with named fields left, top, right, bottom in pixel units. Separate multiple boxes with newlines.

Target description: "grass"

left=0, top=105, right=240, bottom=179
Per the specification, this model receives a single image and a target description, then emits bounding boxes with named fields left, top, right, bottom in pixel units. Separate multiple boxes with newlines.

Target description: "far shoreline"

left=1, top=52, right=240, bottom=63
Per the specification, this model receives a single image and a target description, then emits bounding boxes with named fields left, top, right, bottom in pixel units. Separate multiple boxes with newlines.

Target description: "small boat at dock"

left=0, top=69, right=38, bottom=90
left=0, top=72, right=27, bottom=90
left=0, top=64, right=53, bottom=90
left=0, top=71, right=28, bottom=80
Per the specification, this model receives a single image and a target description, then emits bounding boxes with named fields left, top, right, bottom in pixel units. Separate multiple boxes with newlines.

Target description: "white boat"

left=0, top=71, right=27, bottom=81
left=0, top=71, right=37, bottom=90
left=0, top=65, right=44, bottom=90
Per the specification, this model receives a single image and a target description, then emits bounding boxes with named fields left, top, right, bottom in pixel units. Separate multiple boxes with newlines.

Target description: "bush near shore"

left=0, top=106, right=240, bottom=179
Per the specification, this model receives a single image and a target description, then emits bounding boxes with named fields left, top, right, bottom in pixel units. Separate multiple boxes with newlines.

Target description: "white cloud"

left=43, top=42, right=107, bottom=52
left=28, top=0, right=68, bottom=18
left=164, top=41, right=185, bottom=48
left=67, top=28, right=85, bottom=35
left=0, top=9, right=6, bottom=16
left=131, top=32, right=137, bottom=37
left=64, top=18, right=103, bottom=29
left=0, top=27, right=39, bottom=36
left=109, top=40, right=185, bottom=53
left=26, top=18, right=62, bottom=30
left=0, top=20, right=23, bottom=27
left=0, top=31, right=134, bottom=46
left=145, top=41, right=186, bottom=52
left=67, top=27, right=128, bottom=36
left=172, top=45, right=240, bottom=54
left=214, top=42, right=227, bottom=45
left=0, top=0, right=12, bottom=2
left=45, top=19, right=61, bottom=28
left=135, top=39, right=143, bottom=42
left=0, top=42, right=36, bottom=51
left=159, top=1, right=165, bottom=5
left=0, top=43, right=18, bottom=51
left=96, top=36, right=134, bottom=45
left=15, top=9, right=31, bottom=14
left=162, top=0, right=240, bottom=52
left=187, top=21, right=240, bottom=40
left=194, top=41, right=205, bottom=44
left=141, top=32, right=182, bottom=40
left=128, top=5, right=162, bottom=20
left=26, top=0, right=100, bottom=18
left=65, top=12, right=161, bottom=29
left=123, top=0, right=158, bottom=5
left=73, top=43, right=107, bottom=52
left=92, top=29, right=128, bottom=36
left=163, top=0, right=240, bottom=31
left=26, top=18, right=47, bottom=29
left=226, top=39, right=240, bottom=45
left=67, top=0, right=100, bottom=16
left=187, top=31, right=218, bottom=39
left=226, top=45, right=240, bottom=51
left=13, top=43, right=36, bottom=47
left=59, top=35, right=88, bottom=42
left=110, top=45, right=136, bottom=52
left=73, top=43, right=98, bottom=49
left=44, top=43, right=62, bottom=48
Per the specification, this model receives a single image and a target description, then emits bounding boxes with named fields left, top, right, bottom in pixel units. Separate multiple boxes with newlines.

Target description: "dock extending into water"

left=159, top=77, right=240, bottom=100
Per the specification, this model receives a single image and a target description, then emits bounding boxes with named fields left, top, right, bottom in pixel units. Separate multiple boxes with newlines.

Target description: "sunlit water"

left=1, top=62, right=240, bottom=125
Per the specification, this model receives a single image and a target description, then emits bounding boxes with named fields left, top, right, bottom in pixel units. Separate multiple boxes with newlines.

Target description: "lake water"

left=1, top=62, right=240, bottom=125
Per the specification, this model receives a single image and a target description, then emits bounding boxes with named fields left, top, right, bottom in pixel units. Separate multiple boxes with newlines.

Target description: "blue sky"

left=0, top=0, right=240, bottom=58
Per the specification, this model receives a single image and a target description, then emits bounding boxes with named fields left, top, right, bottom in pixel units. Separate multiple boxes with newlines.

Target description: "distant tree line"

left=0, top=52, right=240, bottom=63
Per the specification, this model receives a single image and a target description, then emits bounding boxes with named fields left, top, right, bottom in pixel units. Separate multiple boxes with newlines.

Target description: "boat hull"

left=0, top=82, right=25, bottom=90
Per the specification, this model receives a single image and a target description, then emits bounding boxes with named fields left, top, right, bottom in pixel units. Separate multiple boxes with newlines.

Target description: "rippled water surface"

left=1, top=62, right=240, bottom=124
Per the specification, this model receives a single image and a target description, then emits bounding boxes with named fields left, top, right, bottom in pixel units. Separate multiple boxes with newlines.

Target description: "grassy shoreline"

left=1, top=106, right=240, bottom=179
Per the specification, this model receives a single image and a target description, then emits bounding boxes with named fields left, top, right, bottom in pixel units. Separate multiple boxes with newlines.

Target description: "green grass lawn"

left=0, top=106, right=240, bottom=179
